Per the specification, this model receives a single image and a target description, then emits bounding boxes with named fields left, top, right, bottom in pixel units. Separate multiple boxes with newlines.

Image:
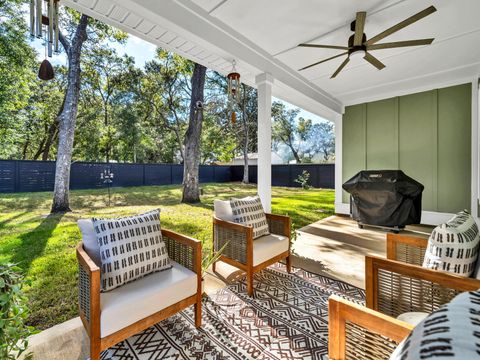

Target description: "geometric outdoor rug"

left=101, top=263, right=365, bottom=360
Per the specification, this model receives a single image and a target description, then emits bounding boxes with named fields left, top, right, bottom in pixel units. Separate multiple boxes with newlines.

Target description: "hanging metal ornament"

left=227, top=60, right=241, bottom=124
left=30, top=0, right=60, bottom=80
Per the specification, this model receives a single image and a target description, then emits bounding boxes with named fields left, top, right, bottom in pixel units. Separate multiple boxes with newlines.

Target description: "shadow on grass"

left=10, top=213, right=64, bottom=272
left=0, top=211, right=28, bottom=230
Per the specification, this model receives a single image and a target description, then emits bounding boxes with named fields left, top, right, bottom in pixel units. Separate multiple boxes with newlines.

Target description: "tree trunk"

left=181, top=63, right=206, bottom=203
left=41, top=121, right=58, bottom=161
left=290, top=145, right=301, bottom=163
left=51, top=15, right=89, bottom=213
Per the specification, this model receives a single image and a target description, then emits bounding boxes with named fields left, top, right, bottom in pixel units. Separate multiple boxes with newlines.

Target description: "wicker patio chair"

left=365, top=233, right=480, bottom=318
left=212, top=200, right=291, bottom=296
left=77, top=228, right=202, bottom=360
left=328, top=295, right=413, bottom=360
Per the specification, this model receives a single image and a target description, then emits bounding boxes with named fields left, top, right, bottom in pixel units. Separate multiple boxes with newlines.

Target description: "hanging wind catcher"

left=30, top=0, right=60, bottom=80
left=227, top=60, right=241, bottom=124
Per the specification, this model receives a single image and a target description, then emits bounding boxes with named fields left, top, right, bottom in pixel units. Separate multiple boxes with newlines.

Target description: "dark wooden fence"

left=0, top=160, right=334, bottom=193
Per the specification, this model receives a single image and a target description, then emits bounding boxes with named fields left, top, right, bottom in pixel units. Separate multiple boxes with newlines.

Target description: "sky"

left=30, top=30, right=327, bottom=125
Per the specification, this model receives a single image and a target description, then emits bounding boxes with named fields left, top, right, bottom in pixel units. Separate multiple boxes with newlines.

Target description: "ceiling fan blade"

left=364, top=52, right=385, bottom=70
left=354, top=12, right=366, bottom=46
left=298, top=43, right=352, bottom=50
left=367, top=38, right=434, bottom=50
left=331, top=57, right=350, bottom=78
left=298, top=52, right=349, bottom=71
left=365, top=5, right=437, bottom=45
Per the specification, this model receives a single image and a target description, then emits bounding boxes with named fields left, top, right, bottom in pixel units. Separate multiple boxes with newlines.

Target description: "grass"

left=0, top=182, right=334, bottom=330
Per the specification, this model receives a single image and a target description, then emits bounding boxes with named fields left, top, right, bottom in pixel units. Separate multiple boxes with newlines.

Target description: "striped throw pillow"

left=93, top=209, right=171, bottom=292
left=230, top=195, right=270, bottom=239
left=390, top=290, right=480, bottom=359
left=422, top=210, right=480, bottom=277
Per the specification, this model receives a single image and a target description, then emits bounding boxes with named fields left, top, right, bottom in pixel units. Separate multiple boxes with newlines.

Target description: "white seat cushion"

left=100, top=261, right=197, bottom=337
left=253, top=233, right=289, bottom=266
left=396, top=312, right=429, bottom=327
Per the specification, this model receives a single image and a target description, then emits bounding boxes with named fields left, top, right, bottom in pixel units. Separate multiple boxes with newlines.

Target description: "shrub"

left=0, top=264, right=35, bottom=360
left=294, top=170, right=312, bottom=190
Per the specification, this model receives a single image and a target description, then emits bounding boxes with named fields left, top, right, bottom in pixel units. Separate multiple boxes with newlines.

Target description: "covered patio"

left=20, top=0, right=480, bottom=359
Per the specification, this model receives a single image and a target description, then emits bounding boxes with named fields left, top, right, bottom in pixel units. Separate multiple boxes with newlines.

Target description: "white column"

left=255, top=73, right=274, bottom=212
left=334, top=112, right=347, bottom=214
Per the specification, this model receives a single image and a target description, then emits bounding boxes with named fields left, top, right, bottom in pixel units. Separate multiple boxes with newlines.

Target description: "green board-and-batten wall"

left=342, top=83, right=472, bottom=214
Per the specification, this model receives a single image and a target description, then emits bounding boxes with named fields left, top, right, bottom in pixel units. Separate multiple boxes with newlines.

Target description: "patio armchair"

left=77, top=227, right=202, bottom=360
left=212, top=200, right=291, bottom=296
left=365, top=233, right=480, bottom=318
left=328, top=295, right=413, bottom=359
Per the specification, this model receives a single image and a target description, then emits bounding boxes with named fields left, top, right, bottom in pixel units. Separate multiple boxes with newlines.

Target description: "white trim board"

left=335, top=202, right=454, bottom=226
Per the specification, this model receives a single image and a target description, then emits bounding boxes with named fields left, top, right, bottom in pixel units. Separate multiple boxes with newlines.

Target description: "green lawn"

left=0, top=182, right=334, bottom=330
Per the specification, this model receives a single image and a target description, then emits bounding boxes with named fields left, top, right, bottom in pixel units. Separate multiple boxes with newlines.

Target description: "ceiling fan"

left=298, top=5, right=437, bottom=78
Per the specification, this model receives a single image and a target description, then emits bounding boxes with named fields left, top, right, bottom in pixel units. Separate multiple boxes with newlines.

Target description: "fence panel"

left=144, top=164, right=172, bottom=186
left=0, top=161, right=15, bottom=193
left=0, top=160, right=334, bottom=193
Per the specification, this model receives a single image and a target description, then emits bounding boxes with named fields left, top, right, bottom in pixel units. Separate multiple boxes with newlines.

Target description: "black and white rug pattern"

left=101, top=264, right=365, bottom=360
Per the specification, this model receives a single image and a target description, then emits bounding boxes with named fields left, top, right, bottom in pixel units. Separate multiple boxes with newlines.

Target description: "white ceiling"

left=63, top=0, right=480, bottom=115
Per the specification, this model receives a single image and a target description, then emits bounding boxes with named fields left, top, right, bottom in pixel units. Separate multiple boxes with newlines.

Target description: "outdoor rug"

left=101, top=263, right=365, bottom=360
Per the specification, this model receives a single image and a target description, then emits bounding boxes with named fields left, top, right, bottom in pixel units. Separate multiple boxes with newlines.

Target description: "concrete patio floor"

left=292, top=215, right=433, bottom=288
left=23, top=215, right=434, bottom=359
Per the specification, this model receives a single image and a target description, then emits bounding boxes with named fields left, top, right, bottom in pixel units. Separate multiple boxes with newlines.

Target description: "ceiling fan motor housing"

left=348, top=33, right=367, bottom=55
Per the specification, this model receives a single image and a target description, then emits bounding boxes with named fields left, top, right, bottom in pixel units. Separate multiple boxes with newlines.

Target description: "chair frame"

left=365, top=233, right=480, bottom=317
left=328, top=295, right=413, bottom=359
left=77, top=229, right=202, bottom=360
left=212, top=213, right=291, bottom=296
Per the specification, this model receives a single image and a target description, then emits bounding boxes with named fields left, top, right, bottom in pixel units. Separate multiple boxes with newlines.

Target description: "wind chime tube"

left=36, top=0, right=42, bottom=38
left=48, top=0, right=53, bottom=57
left=54, top=0, right=59, bottom=53
left=29, top=0, right=35, bottom=37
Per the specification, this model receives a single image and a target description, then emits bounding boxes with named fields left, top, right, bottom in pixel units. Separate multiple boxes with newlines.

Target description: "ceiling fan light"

left=350, top=49, right=366, bottom=60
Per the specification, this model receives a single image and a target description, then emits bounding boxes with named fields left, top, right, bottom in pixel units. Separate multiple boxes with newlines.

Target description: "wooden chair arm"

left=162, top=229, right=202, bottom=276
left=265, top=213, right=291, bottom=238
left=76, top=243, right=101, bottom=338
left=212, top=216, right=252, bottom=233
left=386, top=233, right=428, bottom=263
left=328, top=295, right=413, bottom=359
left=365, top=256, right=480, bottom=317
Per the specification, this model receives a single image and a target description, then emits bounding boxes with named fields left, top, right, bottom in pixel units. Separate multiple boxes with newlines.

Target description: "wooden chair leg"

left=194, top=298, right=202, bottom=328
left=286, top=255, right=292, bottom=273
left=247, top=270, right=254, bottom=296
left=90, top=338, right=101, bottom=360
left=212, top=260, right=216, bottom=273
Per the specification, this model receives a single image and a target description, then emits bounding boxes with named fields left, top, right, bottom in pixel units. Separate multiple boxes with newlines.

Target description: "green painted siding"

left=342, top=83, right=471, bottom=213
left=437, top=84, right=472, bottom=212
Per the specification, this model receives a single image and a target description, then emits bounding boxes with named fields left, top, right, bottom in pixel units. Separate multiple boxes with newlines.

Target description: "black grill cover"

left=342, top=170, right=424, bottom=227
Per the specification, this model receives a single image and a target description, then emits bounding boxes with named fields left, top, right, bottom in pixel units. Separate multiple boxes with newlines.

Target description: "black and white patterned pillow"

left=390, top=290, right=480, bottom=359
left=93, top=209, right=171, bottom=292
left=230, top=195, right=270, bottom=239
left=422, top=210, right=480, bottom=277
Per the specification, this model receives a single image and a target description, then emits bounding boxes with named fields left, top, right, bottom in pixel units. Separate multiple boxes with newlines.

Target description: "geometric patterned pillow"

left=92, top=209, right=171, bottom=292
left=422, top=210, right=480, bottom=277
left=390, top=290, right=480, bottom=359
left=230, top=195, right=270, bottom=239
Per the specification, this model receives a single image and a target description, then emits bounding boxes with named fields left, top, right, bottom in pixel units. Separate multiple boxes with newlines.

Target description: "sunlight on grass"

left=0, top=182, right=334, bottom=329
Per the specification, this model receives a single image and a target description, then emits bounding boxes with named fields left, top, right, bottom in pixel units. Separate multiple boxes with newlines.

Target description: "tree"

left=51, top=14, right=89, bottom=213
left=0, top=1, right=37, bottom=159
left=182, top=63, right=206, bottom=203
left=238, top=84, right=258, bottom=183
left=308, top=122, right=335, bottom=162
left=51, top=11, right=127, bottom=213
left=271, top=101, right=310, bottom=163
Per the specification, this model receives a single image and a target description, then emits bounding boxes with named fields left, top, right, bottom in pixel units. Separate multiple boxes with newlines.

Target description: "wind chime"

left=227, top=60, right=241, bottom=125
left=30, top=0, right=60, bottom=81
